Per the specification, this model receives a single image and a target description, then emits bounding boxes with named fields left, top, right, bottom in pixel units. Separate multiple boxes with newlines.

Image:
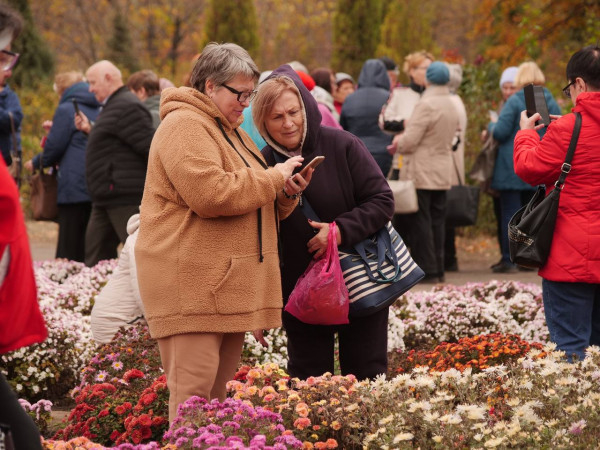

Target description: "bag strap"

left=215, top=117, right=265, bottom=262
left=554, top=112, right=582, bottom=191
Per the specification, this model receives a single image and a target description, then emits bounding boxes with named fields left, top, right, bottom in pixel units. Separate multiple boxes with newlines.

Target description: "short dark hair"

left=566, top=45, right=600, bottom=91
left=0, top=4, right=23, bottom=40
left=379, top=56, right=397, bottom=71
left=127, top=70, right=160, bottom=96
left=310, top=68, right=333, bottom=94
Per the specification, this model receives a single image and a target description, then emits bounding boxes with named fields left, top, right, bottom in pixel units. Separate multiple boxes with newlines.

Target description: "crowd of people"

left=2, top=0, right=600, bottom=435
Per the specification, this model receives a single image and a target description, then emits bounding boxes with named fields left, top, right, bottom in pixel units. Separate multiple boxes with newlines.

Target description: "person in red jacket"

left=0, top=9, right=47, bottom=448
left=514, top=45, right=600, bottom=361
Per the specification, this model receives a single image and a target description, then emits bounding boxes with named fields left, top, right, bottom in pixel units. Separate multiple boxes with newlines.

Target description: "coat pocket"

left=211, top=253, right=278, bottom=315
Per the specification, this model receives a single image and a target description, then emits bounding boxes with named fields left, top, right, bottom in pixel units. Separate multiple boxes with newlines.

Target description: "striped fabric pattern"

left=339, top=222, right=424, bottom=316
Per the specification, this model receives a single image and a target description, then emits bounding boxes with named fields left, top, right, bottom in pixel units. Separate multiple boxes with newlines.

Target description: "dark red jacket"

left=0, top=163, right=47, bottom=354
left=514, top=92, right=600, bottom=282
left=261, top=65, right=395, bottom=300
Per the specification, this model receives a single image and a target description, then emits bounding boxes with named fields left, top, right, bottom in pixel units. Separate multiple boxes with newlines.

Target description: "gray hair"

left=190, top=42, right=260, bottom=93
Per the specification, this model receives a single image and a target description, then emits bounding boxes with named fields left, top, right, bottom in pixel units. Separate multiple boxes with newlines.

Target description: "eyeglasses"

left=562, top=80, right=575, bottom=98
left=222, top=83, right=257, bottom=103
left=0, top=50, right=19, bottom=71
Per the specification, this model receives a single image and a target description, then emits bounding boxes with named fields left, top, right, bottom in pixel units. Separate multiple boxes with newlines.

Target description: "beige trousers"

left=157, top=332, right=245, bottom=422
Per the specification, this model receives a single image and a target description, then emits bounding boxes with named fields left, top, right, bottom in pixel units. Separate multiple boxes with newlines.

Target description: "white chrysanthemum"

left=457, top=404, right=487, bottom=420
left=393, top=433, right=414, bottom=443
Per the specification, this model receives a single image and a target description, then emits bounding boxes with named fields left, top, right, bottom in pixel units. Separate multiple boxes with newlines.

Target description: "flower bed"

left=19, top=259, right=591, bottom=448
left=2, top=259, right=116, bottom=400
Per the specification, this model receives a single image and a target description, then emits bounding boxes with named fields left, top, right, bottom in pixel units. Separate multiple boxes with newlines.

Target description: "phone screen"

left=524, top=84, right=550, bottom=126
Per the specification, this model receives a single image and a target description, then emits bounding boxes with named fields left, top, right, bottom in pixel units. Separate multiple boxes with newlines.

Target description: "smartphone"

left=298, top=156, right=325, bottom=178
left=72, top=99, right=80, bottom=116
left=524, top=84, right=550, bottom=126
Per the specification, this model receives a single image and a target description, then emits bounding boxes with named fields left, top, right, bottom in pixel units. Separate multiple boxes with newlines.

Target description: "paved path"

left=26, top=221, right=541, bottom=289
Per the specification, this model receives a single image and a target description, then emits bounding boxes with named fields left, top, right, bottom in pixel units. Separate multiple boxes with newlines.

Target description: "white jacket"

left=90, top=214, right=145, bottom=343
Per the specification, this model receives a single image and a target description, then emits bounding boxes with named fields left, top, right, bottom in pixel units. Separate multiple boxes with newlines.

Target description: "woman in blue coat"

left=26, top=72, right=100, bottom=261
left=489, top=62, right=561, bottom=273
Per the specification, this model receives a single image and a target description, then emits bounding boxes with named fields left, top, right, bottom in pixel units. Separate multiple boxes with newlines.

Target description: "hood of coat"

left=60, top=81, right=100, bottom=109
left=357, top=59, right=390, bottom=91
left=263, top=65, right=322, bottom=157
left=574, top=91, right=600, bottom=124
left=160, top=86, right=244, bottom=132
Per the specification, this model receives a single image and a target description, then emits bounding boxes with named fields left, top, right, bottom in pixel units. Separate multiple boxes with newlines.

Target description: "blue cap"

left=426, top=61, right=450, bottom=85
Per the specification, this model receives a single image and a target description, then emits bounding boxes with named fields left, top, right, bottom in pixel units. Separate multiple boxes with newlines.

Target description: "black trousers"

left=0, top=374, right=42, bottom=450
left=56, top=202, right=92, bottom=262
left=282, top=306, right=389, bottom=381
left=85, top=204, right=139, bottom=267
left=409, top=189, right=446, bottom=276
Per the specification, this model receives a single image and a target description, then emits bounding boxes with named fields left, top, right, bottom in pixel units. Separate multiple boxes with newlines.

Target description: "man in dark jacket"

left=340, top=59, right=392, bottom=176
left=75, top=60, right=155, bottom=267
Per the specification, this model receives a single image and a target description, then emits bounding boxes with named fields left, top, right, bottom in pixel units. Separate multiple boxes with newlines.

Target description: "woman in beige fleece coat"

left=135, top=43, right=306, bottom=422
left=389, top=61, right=459, bottom=284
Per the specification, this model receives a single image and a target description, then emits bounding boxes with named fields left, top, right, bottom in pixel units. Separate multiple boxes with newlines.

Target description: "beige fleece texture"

left=135, top=87, right=296, bottom=338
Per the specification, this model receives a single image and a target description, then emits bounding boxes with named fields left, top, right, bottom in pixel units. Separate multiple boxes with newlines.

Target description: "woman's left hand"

left=283, top=168, right=313, bottom=197
left=519, top=110, right=546, bottom=131
left=252, top=329, right=268, bottom=348
left=307, top=221, right=342, bottom=259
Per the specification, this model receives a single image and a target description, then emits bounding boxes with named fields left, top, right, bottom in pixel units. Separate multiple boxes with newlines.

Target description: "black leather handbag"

left=508, top=112, right=582, bottom=269
left=446, top=157, right=480, bottom=227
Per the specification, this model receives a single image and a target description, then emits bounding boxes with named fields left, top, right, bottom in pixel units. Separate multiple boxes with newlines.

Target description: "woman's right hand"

left=74, top=112, right=91, bottom=134
left=274, top=155, right=303, bottom=180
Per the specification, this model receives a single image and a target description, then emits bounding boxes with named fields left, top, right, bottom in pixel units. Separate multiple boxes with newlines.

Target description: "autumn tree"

left=201, top=0, right=259, bottom=58
left=107, top=10, right=139, bottom=73
left=472, top=0, right=600, bottom=87
left=376, top=0, right=438, bottom=83
left=254, top=0, right=336, bottom=72
left=331, top=0, right=384, bottom=78
left=7, top=0, right=54, bottom=87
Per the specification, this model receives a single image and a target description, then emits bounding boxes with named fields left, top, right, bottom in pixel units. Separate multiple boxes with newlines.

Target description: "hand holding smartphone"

left=298, top=155, right=325, bottom=178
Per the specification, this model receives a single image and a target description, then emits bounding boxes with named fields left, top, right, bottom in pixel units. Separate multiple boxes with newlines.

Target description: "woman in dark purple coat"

left=254, top=65, right=395, bottom=380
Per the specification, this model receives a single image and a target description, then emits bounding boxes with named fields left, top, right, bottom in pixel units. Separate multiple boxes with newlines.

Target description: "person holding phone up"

left=254, top=65, right=395, bottom=381
left=135, top=44, right=304, bottom=423
left=25, top=72, right=100, bottom=262
left=514, top=45, right=600, bottom=361
left=488, top=61, right=560, bottom=273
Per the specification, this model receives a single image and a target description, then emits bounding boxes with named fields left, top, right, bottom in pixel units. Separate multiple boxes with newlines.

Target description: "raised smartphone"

left=72, top=98, right=81, bottom=116
left=524, top=84, right=550, bottom=126
left=298, top=155, right=325, bottom=178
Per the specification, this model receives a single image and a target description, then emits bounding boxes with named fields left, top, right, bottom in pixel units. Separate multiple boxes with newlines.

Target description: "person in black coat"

left=340, top=59, right=393, bottom=176
left=75, top=60, right=155, bottom=267
left=254, top=65, right=395, bottom=381
left=26, top=72, right=100, bottom=261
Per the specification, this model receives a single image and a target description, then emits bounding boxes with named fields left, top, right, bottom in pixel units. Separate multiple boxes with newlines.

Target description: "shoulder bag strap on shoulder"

left=555, top=112, right=582, bottom=190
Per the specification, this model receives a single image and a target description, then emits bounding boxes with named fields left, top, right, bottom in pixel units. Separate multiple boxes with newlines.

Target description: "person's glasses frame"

left=562, top=80, right=575, bottom=98
left=221, top=83, right=257, bottom=103
left=0, top=49, right=19, bottom=71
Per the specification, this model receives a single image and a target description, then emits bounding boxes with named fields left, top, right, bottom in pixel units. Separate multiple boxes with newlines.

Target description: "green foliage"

left=458, top=60, right=503, bottom=236
left=7, top=0, right=54, bottom=87
left=201, top=0, right=259, bottom=59
left=331, top=0, right=384, bottom=79
left=107, top=11, right=139, bottom=74
left=376, top=0, right=439, bottom=84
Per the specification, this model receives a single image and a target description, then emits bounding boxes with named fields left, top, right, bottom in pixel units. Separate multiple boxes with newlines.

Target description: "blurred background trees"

left=8, top=0, right=600, bottom=232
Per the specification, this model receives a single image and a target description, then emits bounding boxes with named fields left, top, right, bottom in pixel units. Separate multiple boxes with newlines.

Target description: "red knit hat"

left=295, top=71, right=315, bottom=91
